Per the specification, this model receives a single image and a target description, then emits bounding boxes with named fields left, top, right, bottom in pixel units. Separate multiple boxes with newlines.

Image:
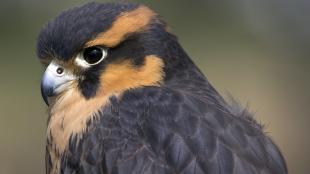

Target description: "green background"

left=0, top=0, right=309, bottom=173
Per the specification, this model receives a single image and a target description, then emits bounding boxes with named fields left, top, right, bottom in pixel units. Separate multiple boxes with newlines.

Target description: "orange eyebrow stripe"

left=85, top=6, right=156, bottom=48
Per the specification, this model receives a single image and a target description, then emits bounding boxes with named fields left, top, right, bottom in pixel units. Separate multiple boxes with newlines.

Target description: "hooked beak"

left=41, top=62, right=76, bottom=106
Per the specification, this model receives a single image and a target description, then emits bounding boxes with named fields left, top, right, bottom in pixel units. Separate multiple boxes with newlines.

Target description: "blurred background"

left=0, top=0, right=309, bottom=173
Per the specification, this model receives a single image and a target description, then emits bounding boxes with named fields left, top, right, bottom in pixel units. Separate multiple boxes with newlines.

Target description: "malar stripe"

left=85, top=6, right=156, bottom=48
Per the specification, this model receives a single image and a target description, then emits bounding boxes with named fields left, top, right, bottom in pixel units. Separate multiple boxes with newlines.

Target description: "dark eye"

left=82, top=46, right=107, bottom=65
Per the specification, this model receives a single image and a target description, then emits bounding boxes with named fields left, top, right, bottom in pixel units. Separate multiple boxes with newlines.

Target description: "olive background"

left=0, top=0, right=309, bottom=173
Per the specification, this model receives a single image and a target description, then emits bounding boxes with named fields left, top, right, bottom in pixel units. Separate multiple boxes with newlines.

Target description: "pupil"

left=83, top=47, right=103, bottom=64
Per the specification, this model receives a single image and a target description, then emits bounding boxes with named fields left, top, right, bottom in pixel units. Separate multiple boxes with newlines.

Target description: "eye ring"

left=75, top=46, right=107, bottom=68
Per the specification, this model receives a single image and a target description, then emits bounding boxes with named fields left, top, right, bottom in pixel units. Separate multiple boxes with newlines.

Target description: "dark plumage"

left=37, top=2, right=138, bottom=60
left=37, top=2, right=287, bottom=174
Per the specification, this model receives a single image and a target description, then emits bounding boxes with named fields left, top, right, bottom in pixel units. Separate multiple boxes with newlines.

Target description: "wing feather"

left=60, top=87, right=287, bottom=174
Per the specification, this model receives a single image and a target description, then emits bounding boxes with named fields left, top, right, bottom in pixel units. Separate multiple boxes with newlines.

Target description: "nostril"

left=56, top=67, right=64, bottom=75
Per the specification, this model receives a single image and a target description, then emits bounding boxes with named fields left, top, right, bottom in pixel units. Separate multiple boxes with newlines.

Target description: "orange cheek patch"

left=99, top=55, right=164, bottom=95
left=85, top=6, right=156, bottom=48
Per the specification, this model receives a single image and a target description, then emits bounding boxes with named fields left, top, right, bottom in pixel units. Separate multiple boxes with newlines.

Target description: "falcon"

left=37, top=2, right=287, bottom=174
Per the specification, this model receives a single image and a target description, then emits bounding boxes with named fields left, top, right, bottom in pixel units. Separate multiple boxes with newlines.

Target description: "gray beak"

left=41, top=72, right=55, bottom=105
left=40, top=62, right=76, bottom=105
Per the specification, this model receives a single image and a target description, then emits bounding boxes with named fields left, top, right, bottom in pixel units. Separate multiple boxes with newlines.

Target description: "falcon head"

left=37, top=2, right=189, bottom=107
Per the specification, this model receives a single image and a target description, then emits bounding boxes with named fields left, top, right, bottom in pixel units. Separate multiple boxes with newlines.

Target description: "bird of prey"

left=37, top=2, right=287, bottom=174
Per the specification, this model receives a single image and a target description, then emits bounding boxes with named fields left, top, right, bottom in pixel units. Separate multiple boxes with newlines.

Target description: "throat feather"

left=47, top=88, right=111, bottom=154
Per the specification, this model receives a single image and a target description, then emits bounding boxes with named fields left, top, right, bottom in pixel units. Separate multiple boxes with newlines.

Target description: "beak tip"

left=41, top=84, right=50, bottom=106
left=42, top=96, right=50, bottom=106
